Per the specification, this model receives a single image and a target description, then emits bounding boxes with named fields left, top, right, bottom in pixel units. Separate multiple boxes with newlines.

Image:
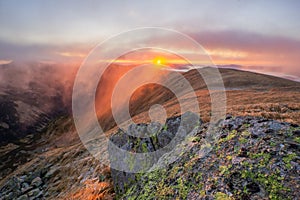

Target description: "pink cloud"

left=0, top=59, right=12, bottom=65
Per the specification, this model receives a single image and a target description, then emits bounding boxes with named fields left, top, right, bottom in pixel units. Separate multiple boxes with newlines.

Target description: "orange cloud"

left=189, top=30, right=300, bottom=69
left=56, top=51, right=86, bottom=58
left=0, top=60, right=13, bottom=65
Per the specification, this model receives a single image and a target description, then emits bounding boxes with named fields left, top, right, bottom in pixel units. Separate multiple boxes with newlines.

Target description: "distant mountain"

left=0, top=63, right=74, bottom=146
left=0, top=84, right=70, bottom=146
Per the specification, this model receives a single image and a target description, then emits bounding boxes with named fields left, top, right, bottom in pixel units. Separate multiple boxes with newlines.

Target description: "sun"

left=153, top=57, right=165, bottom=65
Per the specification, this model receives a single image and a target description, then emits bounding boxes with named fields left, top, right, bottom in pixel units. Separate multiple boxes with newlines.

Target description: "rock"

left=157, top=129, right=174, bottom=147
left=24, top=171, right=41, bottom=183
left=294, top=130, right=300, bottom=136
left=6, top=176, right=21, bottom=192
left=31, top=177, right=42, bottom=187
left=268, top=121, right=283, bottom=132
left=19, top=175, right=27, bottom=182
left=127, top=123, right=147, bottom=137
left=109, top=112, right=201, bottom=198
left=21, top=182, right=32, bottom=193
left=17, top=194, right=28, bottom=200
left=147, top=122, right=162, bottom=136
left=232, top=156, right=246, bottom=165
left=0, top=122, right=9, bottom=129
left=180, top=111, right=201, bottom=132
left=44, top=167, right=59, bottom=179
left=4, top=192, right=14, bottom=200
left=109, top=129, right=129, bottom=148
left=28, top=188, right=40, bottom=197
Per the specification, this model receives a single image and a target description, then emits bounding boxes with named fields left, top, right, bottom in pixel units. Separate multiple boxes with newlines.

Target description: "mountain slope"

left=0, top=67, right=299, bottom=199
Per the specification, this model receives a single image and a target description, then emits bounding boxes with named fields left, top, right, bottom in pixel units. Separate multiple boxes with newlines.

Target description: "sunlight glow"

left=153, top=57, right=166, bottom=66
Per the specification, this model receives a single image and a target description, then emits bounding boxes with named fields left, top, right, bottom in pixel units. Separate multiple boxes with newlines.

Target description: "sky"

left=0, top=0, right=300, bottom=80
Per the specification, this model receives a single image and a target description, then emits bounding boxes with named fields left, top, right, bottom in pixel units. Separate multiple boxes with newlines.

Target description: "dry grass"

left=65, top=179, right=113, bottom=200
left=126, top=88, right=300, bottom=126
left=225, top=89, right=300, bottom=124
left=100, top=68, right=300, bottom=130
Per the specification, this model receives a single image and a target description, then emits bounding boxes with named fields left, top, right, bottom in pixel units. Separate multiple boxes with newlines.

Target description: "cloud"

left=190, top=30, right=300, bottom=54
left=56, top=51, right=86, bottom=58
left=0, top=40, right=91, bottom=65
left=187, top=30, right=300, bottom=77
left=1, top=29, right=299, bottom=79
left=0, top=59, right=12, bottom=65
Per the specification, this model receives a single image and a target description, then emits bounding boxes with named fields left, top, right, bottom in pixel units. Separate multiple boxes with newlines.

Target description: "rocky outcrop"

left=110, top=114, right=300, bottom=200
left=109, top=112, right=201, bottom=198
left=0, top=117, right=113, bottom=200
left=0, top=144, right=113, bottom=200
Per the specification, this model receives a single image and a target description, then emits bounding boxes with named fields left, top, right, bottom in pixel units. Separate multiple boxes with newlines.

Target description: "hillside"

left=98, top=67, right=300, bottom=132
left=0, top=68, right=299, bottom=199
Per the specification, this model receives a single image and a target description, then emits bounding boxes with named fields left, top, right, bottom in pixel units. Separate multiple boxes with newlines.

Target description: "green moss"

left=241, top=169, right=254, bottom=179
left=169, top=166, right=181, bottom=179
left=239, top=137, right=247, bottom=144
left=269, top=141, right=277, bottom=147
left=163, top=124, right=168, bottom=131
left=219, top=130, right=237, bottom=143
left=127, top=170, right=165, bottom=199
left=241, top=130, right=251, bottom=137
left=256, top=173, right=288, bottom=200
left=193, top=173, right=203, bottom=185
left=125, top=153, right=136, bottom=171
left=248, top=152, right=271, bottom=168
left=151, top=135, right=158, bottom=145
left=243, top=123, right=251, bottom=128
left=250, top=152, right=270, bottom=161
left=156, top=179, right=173, bottom=197
left=141, top=143, right=148, bottom=153
left=175, top=177, right=189, bottom=199
left=234, top=146, right=241, bottom=154
left=283, top=153, right=296, bottom=169
left=215, top=192, right=232, bottom=200
left=287, top=126, right=300, bottom=135
left=199, top=190, right=206, bottom=198
left=293, top=136, right=300, bottom=143
left=240, top=167, right=289, bottom=200
left=219, top=164, right=232, bottom=176
left=187, top=136, right=201, bottom=143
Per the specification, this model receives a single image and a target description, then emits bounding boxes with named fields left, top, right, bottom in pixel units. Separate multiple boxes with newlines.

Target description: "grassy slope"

left=1, top=68, right=299, bottom=199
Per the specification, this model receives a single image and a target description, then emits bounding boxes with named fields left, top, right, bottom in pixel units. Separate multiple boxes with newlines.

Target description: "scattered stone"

left=44, top=167, right=58, bottom=179
left=28, top=188, right=40, bottom=197
left=21, top=182, right=32, bottom=193
left=16, top=194, right=28, bottom=200
left=232, top=156, right=246, bottom=165
left=31, top=177, right=42, bottom=187
left=0, top=122, right=9, bottom=129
